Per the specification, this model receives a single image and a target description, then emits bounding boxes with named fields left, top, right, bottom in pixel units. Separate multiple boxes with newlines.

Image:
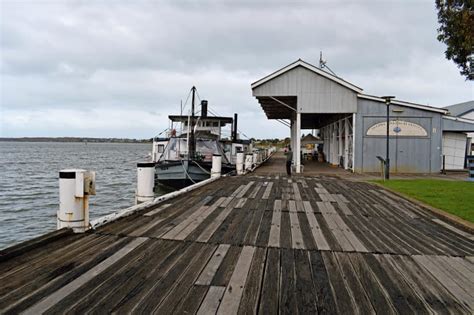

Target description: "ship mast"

left=189, top=86, right=196, bottom=159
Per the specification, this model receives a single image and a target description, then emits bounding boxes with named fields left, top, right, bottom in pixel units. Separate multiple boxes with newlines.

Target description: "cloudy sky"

left=1, top=0, right=472, bottom=139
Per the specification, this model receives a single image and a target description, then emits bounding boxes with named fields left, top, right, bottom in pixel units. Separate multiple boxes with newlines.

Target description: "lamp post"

left=382, top=96, right=395, bottom=180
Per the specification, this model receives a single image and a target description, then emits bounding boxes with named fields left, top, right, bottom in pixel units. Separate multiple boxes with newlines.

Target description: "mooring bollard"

left=211, top=154, right=222, bottom=178
left=245, top=153, right=253, bottom=171
left=58, top=169, right=96, bottom=233
left=467, top=155, right=474, bottom=182
left=136, top=162, right=155, bottom=204
left=236, top=152, right=244, bottom=175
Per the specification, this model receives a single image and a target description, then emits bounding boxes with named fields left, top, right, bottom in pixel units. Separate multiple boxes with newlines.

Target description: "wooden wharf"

left=1, top=156, right=473, bottom=314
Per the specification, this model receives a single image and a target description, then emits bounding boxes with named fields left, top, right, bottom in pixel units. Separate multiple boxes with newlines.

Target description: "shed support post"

left=352, top=113, right=356, bottom=172
left=295, top=112, right=301, bottom=173
left=338, top=119, right=343, bottom=167
left=290, top=120, right=295, bottom=153
left=344, top=117, right=349, bottom=169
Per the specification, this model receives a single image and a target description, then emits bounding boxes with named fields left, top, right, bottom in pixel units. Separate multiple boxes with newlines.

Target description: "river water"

left=0, top=142, right=171, bottom=250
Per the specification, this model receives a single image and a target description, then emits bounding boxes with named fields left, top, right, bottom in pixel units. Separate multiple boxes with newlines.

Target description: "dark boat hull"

left=155, top=160, right=234, bottom=189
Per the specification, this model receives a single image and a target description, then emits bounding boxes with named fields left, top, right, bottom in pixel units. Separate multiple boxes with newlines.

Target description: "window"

left=157, top=144, right=165, bottom=153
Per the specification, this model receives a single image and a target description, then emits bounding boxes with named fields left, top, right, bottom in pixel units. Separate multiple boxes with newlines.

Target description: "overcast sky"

left=1, top=0, right=473, bottom=139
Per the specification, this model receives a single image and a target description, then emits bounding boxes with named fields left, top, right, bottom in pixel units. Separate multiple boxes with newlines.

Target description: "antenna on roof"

left=319, top=51, right=337, bottom=77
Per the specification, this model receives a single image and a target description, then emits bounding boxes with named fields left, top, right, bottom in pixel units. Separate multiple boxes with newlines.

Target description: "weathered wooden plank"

left=292, top=183, right=302, bottom=201
left=173, top=285, right=209, bottom=315
left=262, top=182, right=273, bottom=199
left=392, top=255, right=471, bottom=314
left=211, top=246, right=242, bottom=287
left=255, top=210, right=272, bottom=247
left=129, top=242, right=207, bottom=314
left=197, top=286, right=226, bottom=315
left=143, top=203, right=172, bottom=217
left=196, top=244, right=231, bottom=285
left=197, top=198, right=238, bottom=243
left=347, top=253, right=396, bottom=315
left=279, top=248, right=297, bottom=315
left=308, top=251, right=337, bottom=314
left=279, top=211, right=292, bottom=249
left=430, top=256, right=474, bottom=298
left=432, top=219, right=474, bottom=241
left=22, top=237, right=147, bottom=315
left=382, top=254, right=450, bottom=315
left=248, top=184, right=261, bottom=199
left=334, top=253, right=375, bottom=314
left=0, top=236, right=131, bottom=313
left=374, top=254, right=431, bottom=314
left=234, top=197, right=248, bottom=209
left=243, top=210, right=265, bottom=246
left=258, top=248, right=280, bottom=314
left=294, top=250, right=317, bottom=314
left=268, top=200, right=281, bottom=248
left=363, top=254, right=415, bottom=314
left=303, top=201, right=330, bottom=251
left=237, top=247, right=266, bottom=315
left=322, top=252, right=355, bottom=314
left=289, top=212, right=305, bottom=249
left=217, top=246, right=255, bottom=315
left=236, top=181, right=255, bottom=198
left=154, top=244, right=217, bottom=314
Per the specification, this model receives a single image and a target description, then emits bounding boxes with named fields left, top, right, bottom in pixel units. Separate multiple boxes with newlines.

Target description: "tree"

left=435, top=0, right=474, bottom=80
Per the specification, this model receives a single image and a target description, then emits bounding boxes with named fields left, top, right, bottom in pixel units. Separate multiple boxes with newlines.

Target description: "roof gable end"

left=251, top=59, right=363, bottom=93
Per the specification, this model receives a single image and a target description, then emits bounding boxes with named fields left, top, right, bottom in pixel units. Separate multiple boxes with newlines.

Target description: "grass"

left=373, top=179, right=474, bottom=223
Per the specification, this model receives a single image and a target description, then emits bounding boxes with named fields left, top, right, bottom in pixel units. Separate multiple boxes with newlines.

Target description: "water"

left=0, top=142, right=171, bottom=250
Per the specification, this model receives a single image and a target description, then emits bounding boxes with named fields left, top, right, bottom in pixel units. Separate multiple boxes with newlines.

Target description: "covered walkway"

left=252, top=59, right=360, bottom=174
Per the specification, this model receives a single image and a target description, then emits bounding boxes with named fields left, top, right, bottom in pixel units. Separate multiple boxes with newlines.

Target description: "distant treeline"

left=0, top=137, right=153, bottom=143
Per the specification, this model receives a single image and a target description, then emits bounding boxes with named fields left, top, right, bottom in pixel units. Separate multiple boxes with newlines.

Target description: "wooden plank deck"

left=1, top=168, right=473, bottom=314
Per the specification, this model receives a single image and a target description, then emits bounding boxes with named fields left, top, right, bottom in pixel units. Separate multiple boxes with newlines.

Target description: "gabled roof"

left=443, top=100, right=474, bottom=117
left=357, top=94, right=448, bottom=114
left=251, top=59, right=363, bottom=93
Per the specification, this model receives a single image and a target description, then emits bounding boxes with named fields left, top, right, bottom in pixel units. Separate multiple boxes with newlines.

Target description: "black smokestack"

left=201, top=100, right=208, bottom=117
left=232, top=113, right=238, bottom=141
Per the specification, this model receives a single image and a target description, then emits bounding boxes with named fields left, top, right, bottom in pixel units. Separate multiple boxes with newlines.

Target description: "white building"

left=443, top=101, right=474, bottom=169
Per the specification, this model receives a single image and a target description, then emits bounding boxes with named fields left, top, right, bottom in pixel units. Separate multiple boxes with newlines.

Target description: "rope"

left=191, top=160, right=211, bottom=175
left=180, top=159, right=197, bottom=184
left=181, top=88, right=193, bottom=113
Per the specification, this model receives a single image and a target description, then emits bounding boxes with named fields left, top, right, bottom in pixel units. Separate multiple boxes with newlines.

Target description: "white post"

left=352, top=113, right=356, bottom=172
left=236, top=152, right=244, bottom=175
left=245, top=154, right=253, bottom=171
left=290, top=120, right=295, bottom=152
left=136, top=162, right=155, bottom=204
left=296, top=112, right=301, bottom=173
left=344, top=117, right=349, bottom=169
left=211, top=154, right=222, bottom=178
left=253, top=152, right=258, bottom=166
left=338, top=119, right=343, bottom=167
left=58, top=169, right=95, bottom=233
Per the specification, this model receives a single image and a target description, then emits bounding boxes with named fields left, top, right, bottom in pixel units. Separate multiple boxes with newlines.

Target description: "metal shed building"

left=251, top=59, right=474, bottom=174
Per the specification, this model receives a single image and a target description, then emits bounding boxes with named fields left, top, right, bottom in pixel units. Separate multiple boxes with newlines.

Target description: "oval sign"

left=367, top=120, right=428, bottom=137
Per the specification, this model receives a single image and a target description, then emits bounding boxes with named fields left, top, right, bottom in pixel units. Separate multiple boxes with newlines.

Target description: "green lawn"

left=373, top=179, right=474, bottom=223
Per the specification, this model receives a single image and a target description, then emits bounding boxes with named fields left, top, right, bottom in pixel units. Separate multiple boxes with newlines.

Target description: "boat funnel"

left=201, top=100, right=208, bottom=117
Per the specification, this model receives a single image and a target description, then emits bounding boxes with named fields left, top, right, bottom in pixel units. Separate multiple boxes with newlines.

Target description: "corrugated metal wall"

left=354, top=99, right=443, bottom=173
left=253, top=66, right=357, bottom=113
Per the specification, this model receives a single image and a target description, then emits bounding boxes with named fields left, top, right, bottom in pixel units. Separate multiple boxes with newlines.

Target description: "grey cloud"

left=1, top=0, right=472, bottom=138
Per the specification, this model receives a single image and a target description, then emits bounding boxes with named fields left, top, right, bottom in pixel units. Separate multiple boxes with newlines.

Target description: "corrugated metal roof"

left=443, top=100, right=474, bottom=117
left=357, top=94, right=448, bottom=114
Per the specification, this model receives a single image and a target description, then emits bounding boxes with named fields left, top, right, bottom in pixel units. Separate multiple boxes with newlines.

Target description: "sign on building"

left=367, top=120, right=428, bottom=137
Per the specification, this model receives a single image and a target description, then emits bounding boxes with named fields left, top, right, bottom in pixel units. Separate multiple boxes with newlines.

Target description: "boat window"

left=213, top=122, right=219, bottom=127
left=157, top=144, right=165, bottom=153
